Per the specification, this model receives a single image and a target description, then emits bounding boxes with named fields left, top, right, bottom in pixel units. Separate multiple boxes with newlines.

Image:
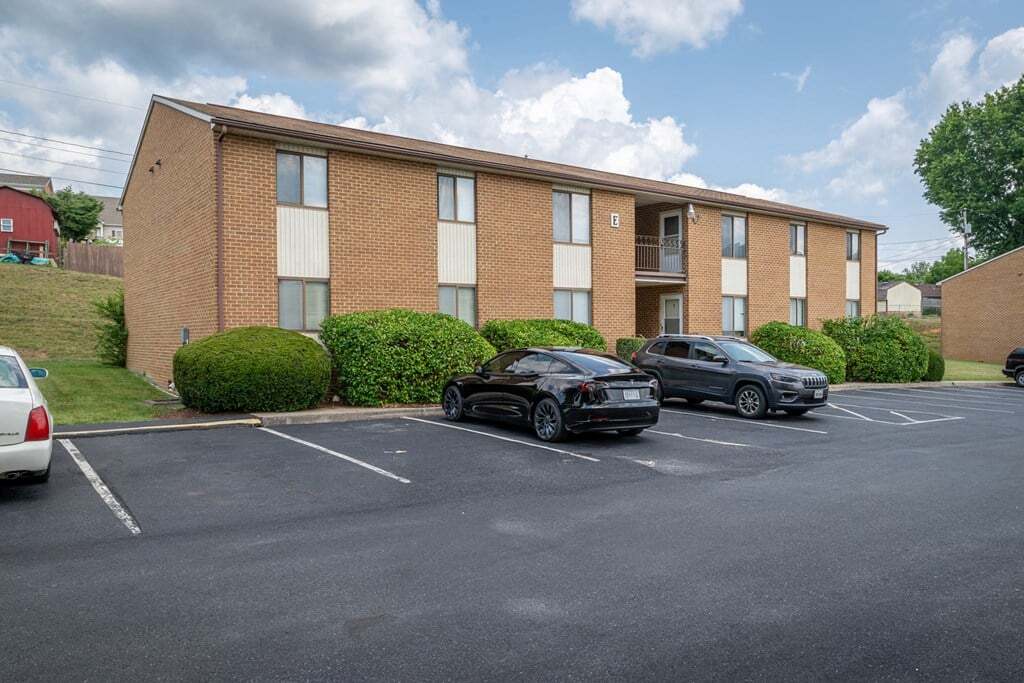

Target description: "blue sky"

left=1, top=1, right=1022, bottom=269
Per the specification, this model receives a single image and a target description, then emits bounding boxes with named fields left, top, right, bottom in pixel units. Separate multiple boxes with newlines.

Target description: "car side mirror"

left=29, top=368, right=48, bottom=379
left=712, top=355, right=728, bottom=364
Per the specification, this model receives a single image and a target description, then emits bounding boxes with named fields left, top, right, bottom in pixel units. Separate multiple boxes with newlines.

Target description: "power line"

left=0, top=77, right=146, bottom=111
left=879, top=235, right=953, bottom=246
left=0, top=137, right=130, bottom=163
left=0, top=150, right=127, bottom=175
left=0, top=167, right=124, bottom=190
left=0, top=128, right=132, bottom=156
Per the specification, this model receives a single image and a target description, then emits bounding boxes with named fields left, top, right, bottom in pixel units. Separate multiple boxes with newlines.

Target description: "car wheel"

left=618, top=428, right=645, bottom=437
left=735, top=385, right=768, bottom=419
left=533, top=397, right=566, bottom=442
left=784, top=408, right=809, bottom=416
left=685, top=397, right=704, bottom=405
left=442, top=385, right=464, bottom=421
left=1016, top=370, right=1024, bottom=388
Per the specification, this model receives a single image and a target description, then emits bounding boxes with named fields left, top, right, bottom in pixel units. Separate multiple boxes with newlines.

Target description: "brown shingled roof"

left=157, top=96, right=887, bottom=232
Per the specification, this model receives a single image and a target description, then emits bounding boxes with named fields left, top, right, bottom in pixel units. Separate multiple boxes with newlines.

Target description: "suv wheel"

left=1016, top=369, right=1024, bottom=388
left=533, top=398, right=567, bottom=442
left=735, top=384, right=768, bottom=419
left=442, top=386, right=464, bottom=421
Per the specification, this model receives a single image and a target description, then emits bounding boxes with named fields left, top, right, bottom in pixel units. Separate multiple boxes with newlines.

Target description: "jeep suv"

left=1003, top=347, right=1024, bottom=387
left=632, top=335, right=829, bottom=419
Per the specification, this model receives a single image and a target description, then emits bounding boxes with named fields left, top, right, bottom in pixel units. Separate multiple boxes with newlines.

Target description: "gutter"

left=213, top=123, right=226, bottom=331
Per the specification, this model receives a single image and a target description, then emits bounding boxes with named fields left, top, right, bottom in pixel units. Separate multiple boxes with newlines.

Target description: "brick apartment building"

left=120, top=96, right=883, bottom=384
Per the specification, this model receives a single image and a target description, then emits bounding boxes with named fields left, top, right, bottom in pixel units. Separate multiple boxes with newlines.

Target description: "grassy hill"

left=0, top=262, right=122, bottom=360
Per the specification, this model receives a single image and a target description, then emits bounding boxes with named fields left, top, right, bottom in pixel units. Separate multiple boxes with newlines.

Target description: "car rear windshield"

left=0, top=356, right=28, bottom=389
left=564, top=352, right=635, bottom=375
left=718, top=341, right=776, bottom=363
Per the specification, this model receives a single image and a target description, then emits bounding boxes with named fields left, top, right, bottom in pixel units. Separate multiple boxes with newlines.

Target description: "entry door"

left=659, top=211, right=682, bottom=273
left=660, top=294, right=683, bottom=335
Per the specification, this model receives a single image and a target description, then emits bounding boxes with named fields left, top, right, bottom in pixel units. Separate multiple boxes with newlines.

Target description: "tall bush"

left=615, top=337, right=646, bottom=362
left=822, top=315, right=929, bottom=383
left=480, top=319, right=606, bottom=352
left=749, top=322, right=846, bottom=384
left=320, top=309, right=495, bottom=406
left=923, top=349, right=945, bottom=381
left=94, top=288, right=127, bottom=366
left=173, top=327, right=330, bottom=412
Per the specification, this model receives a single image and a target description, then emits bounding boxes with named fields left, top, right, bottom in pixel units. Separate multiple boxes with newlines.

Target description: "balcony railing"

left=636, top=235, right=684, bottom=275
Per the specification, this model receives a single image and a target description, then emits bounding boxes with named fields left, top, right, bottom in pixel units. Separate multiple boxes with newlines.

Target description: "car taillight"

left=630, top=351, right=638, bottom=362
left=25, top=406, right=50, bottom=441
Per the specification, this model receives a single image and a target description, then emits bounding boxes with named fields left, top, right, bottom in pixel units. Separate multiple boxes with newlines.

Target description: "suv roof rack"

left=655, top=333, right=716, bottom=342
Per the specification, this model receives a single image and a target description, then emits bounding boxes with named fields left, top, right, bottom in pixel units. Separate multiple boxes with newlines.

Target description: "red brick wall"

left=747, top=213, right=790, bottom=332
left=860, top=230, right=877, bottom=315
left=942, top=247, right=1024, bottom=363
left=636, top=284, right=686, bottom=337
left=123, top=103, right=217, bottom=385
left=591, top=189, right=636, bottom=345
left=685, top=205, right=723, bottom=334
left=806, top=222, right=847, bottom=328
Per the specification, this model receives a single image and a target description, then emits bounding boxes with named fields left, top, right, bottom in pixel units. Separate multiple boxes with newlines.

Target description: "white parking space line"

left=648, top=429, right=752, bottom=448
left=661, top=408, right=828, bottom=434
left=841, top=390, right=1014, bottom=414
left=901, top=388, right=1024, bottom=404
left=827, top=403, right=874, bottom=421
left=820, top=402, right=965, bottom=426
left=258, top=427, right=411, bottom=484
left=403, top=417, right=599, bottom=462
left=58, top=439, right=141, bottom=536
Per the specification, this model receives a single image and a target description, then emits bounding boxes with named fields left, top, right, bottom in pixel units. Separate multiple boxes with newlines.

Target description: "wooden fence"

left=63, top=242, right=124, bottom=277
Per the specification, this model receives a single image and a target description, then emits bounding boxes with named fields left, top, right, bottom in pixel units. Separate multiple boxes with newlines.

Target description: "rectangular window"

left=789, top=223, right=806, bottom=256
left=846, top=231, right=861, bottom=261
left=276, top=151, right=327, bottom=207
left=552, top=191, right=590, bottom=244
left=789, top=298, right=807, bottom=327
left=438, top=285, right=477, bottom=327
left=554, top=289, right=591, bottom=324
left=721, top=215, right=747, bottom=258
left=278, top=279, right=329, bottom=331
left=437, top=174, right=475, bottom=222
left=722, top=296, right=747, bottom=336
left=845, top=300, right=861, bottom=318
left=1, top=218, right=13, bottom=232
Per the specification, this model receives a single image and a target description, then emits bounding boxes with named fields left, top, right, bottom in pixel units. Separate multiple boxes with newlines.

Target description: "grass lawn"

left=35, top=360, right=178, bottom=425
left=904, top=315, right=942, bottom=353
left=942, top=359, right=1007, bottom=382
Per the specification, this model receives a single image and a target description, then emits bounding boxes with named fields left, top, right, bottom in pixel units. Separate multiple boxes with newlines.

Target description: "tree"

left=923, top=248, right=964, bottom=283
left=904, top=261, right=932, bottom=283
left=914, top=76, right=1024, bottom=258
left=877, top=269, right=903, bottom=282
left=33, top=186, right=103, bottom=243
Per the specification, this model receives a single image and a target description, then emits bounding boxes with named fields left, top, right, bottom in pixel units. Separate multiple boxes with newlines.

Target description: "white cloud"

left=919, top=28, right=1024, bottom=111
left=233, top=93, right=308, bottom=119
left=666, top=171, right=789, bottom=202
left=571, top=0, right=743, bottom=57
left=775, top=65, right=812, bottom=93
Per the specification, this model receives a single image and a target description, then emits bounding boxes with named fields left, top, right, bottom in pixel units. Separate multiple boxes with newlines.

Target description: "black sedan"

left=442, top=348, right=660, bottom=442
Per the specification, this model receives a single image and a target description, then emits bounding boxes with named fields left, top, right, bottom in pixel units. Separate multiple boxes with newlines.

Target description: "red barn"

left=0, top=186, right=59, bottom=258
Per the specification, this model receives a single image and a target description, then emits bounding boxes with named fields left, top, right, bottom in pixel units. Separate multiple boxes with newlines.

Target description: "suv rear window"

left=0, top=356, right=27, bottom=389
left=564, top=352, right=634, bottom=375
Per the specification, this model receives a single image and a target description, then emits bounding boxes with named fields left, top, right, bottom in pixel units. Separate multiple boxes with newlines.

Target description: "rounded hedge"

left=480, top=319, right=606, bottom=353
left=923, top=348, right=945, bottom=381
left=173, top=326, right=330, bottom=413
left=749, top=322, right=846, bottom=384
left=320, top=309, right=495, bottom=406
left=615, top=336, right=646, bottom=362
left=822, top=315, right=929, bottom=383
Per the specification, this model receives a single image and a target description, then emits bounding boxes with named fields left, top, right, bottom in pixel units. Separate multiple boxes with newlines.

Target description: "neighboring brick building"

left=941, top=245, right=1024, bottom=364
left=120, top=96, right=884, bottom=384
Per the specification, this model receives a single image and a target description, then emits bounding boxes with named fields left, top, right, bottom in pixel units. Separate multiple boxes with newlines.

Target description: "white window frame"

left=276, top=150, right=328, bottom=209
left=278, top=277, right=330, bottom=331
left=846, top=230, right=861, bottom=261
left=659, top=293, right=683, bottom=335
left=721, top=213, right=748, bottom=258
left=789, top=223, right=806, bottom=256
left=437, top=173, right=476, bottom=223
left=438, top=284, right=477, bottom=327
left=789, top=298, right=807, bottom=327
left=0, top=218, right=12, bottom=233
left=553, top=191, right=591, bottom=245
left=554, top=288, right=591, bottom=324
left=722, top=295, right=747, bottom=336
left=845, top=300, right=861, bottom=318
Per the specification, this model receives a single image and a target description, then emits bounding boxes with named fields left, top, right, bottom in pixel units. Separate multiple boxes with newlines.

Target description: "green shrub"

left=749, top=322, right=846, bottom=384
left=480, top=319, right=606, bottom=352
left=822, top=315, right=929, bottom=383
left=320, top=309, right=495, bottom=406
left=93, top=288, right=127, bottom=367
left=923, top=349, right=945, bottom=381
left=173, top=327, right=330, bottom=413
left=615, top=336, right=646, bottom=362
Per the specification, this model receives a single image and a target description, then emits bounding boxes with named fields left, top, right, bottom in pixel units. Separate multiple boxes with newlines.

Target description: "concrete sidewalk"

left=830, top=379, right=1013, bottom=392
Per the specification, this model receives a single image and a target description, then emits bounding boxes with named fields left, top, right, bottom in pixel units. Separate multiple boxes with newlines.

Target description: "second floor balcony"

left=636, top=235, right=686, bottom=282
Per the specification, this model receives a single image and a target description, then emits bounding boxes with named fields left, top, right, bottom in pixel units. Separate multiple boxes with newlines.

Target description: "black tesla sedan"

left=442, top=348, right=660, bottom=442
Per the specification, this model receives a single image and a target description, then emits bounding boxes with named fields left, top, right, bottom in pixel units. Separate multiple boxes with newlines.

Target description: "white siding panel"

left=721, top=258, right=748, bottom=295
left=789, top=255, right=807, bottom=298
left=277, top=206, right=329, bottom=278
left=846, top=261, right=861, bottom=300
left=438, top=221, right=476, bottom=285
left=553, top=244, right=592, bottom=289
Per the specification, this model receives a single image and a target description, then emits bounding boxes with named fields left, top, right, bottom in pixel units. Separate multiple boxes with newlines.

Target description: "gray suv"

left=631, top=335, right=829, bottom=419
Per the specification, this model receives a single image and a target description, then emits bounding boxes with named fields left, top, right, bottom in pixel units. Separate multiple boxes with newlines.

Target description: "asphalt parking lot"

left=3, top=385, right=1024, bottom=680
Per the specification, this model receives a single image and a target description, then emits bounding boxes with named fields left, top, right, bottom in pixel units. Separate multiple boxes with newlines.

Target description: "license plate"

left=813, top=389, right=824, bottom=399
left=623, top=389, right=641, bottom=401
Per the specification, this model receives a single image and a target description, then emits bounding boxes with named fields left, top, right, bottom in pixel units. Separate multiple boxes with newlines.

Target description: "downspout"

left=213, top=123, right=227, bottom=332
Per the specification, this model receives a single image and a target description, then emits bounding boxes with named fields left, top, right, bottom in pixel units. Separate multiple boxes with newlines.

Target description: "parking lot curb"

left=255, top=406, right=442, bottom=426
left=830, top=380, right=1012, bottom=392
left=54, top=418, right=262, bottom=438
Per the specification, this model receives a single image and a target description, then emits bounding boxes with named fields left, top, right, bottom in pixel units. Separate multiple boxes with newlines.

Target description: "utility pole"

left=961, top=208, right=971, bottom=271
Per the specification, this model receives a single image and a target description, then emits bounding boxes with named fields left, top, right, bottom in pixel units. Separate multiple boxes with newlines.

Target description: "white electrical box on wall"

left=610, top=213, right=620, bottom=228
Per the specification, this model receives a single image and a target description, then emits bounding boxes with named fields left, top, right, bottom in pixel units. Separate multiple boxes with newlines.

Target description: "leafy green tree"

left=904, top=261, right=932, bottom=283
left=914, top=76, right=1024, bottom=257
left=877, top=269, right=903, bottom=282
left=923, top=248, right=965, bottom=283
left=33, top=186, right=103, bottom=242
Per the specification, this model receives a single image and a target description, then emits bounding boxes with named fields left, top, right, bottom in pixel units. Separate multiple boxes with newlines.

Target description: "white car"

left=0, top=346, right=52, bottom=484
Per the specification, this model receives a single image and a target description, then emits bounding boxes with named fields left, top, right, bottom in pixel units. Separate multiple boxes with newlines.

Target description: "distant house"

left=0, top=186, right=59, bottom=258
left=876, top=281, right=922, bottom=315
left=916, top=283, right=941, bottom=313
left=0, top=173, right=53, bottom=194
left=90, top=196, right=123, bottom=245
